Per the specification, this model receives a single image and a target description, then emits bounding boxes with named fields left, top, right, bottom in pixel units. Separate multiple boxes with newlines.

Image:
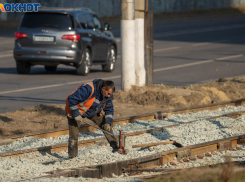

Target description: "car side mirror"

left=104, top=23, right=111, bottom=31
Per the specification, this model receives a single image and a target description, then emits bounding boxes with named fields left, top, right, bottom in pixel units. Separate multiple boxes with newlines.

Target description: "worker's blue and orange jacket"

left=65, top=79, right=114, bottom=124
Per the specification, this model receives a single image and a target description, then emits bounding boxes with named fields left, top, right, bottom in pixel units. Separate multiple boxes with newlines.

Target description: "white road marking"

left=0, top=54, right=13, bottom=58
left=1, top=54, right=244, bottom=95
left=216, top=54, right=243, bottom=60
left=154, top=47, right=180, bottom=52
left=192, top=39, right=230, bottom=46
left=154, top=54, right=244, bottom=72
left=0, top=75, right=121, bottom=95
left=154, top=59, right=214, bottom=72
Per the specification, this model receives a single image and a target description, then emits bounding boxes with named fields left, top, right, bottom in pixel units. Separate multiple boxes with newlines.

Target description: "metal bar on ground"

left=132, top=141, right=175, bottom=148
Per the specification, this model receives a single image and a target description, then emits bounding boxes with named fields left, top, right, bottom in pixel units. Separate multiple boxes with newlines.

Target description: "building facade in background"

left=0, top=0, right=245, bottom=21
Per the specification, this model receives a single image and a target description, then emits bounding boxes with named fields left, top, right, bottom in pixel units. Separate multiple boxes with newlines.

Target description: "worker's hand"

left=74, top=116, right=84, bottom=126
left=103, top=123, right=111, bottom=132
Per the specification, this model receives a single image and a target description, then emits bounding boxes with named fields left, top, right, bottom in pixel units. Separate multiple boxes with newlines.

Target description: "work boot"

left=110, top=141, right=118, bottom=149
left=112, top=147, right=119, bottom=153
left=112, top=147, right=125, bottom=154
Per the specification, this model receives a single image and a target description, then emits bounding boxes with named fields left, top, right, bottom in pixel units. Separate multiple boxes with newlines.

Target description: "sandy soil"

left=1, top=76, right=245, bottom=136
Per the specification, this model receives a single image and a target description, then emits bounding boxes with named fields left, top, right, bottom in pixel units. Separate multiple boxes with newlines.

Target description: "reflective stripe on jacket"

left=66, top=82, right=95, bottom=119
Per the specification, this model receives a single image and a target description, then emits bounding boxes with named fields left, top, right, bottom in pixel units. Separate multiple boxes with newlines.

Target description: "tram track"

left=1, top=102, right=245, bottom=158
left=1, top=98, right=245, bottom=181
left=21, top=134, right=245, bottom=181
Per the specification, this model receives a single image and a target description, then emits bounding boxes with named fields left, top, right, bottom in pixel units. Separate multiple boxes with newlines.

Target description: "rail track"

left=1, top=98, right=245, bottom=181
left=1, top=98, right=245, bottom=143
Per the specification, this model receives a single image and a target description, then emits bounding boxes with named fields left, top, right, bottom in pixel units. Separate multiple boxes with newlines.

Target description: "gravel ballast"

left=1, top=105, right=245, bottom=154
left=0, top=105, right=245, bottom=181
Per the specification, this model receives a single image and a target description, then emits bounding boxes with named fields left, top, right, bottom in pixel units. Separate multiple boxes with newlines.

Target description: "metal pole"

left=121, top=0, right=136, bottom=92
left=135, top=0, right=146, bottom=86
left=146, top=10, right=153, bottom=86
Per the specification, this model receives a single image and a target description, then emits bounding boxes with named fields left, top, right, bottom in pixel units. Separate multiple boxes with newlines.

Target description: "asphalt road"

left=0, top=15, right=245, bottom=113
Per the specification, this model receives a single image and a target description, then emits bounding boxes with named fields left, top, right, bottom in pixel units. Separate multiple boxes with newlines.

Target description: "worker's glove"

left=74, top=116, right=84, bottom=126
left=103, top=123, right=111, bottom=132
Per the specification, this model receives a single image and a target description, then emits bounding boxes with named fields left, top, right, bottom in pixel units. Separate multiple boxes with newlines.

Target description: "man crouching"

left=66, top=79, right=119, bottom=158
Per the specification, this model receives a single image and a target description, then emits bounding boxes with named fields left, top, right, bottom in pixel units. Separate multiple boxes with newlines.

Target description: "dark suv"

left=14, top=7, right=117, bottom=75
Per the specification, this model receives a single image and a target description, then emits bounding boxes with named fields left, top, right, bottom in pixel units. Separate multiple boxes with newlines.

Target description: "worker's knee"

left=68, top=118, right=78, bottom=127
left=90, top=115, right=105, bottom=126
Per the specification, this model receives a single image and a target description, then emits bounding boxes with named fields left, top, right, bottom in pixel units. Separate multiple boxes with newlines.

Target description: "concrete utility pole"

left=121, top=0, right=135, bottom=92
left=135, top=0, right=146, bottom=86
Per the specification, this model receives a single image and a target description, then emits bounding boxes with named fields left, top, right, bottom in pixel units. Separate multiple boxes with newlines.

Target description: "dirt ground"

left=1, top=76, right=245, bottom=136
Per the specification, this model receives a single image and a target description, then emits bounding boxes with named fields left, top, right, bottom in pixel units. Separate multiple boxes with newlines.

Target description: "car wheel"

left=16, top=61, right=31, bottom=74
left=102, top=46, right=116, bottom=72
left=45, top=66, right=57, bottom=72
left=76, top=48, right=91, bottom=76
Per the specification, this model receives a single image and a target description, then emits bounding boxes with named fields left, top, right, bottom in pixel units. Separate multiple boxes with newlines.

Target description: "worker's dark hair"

left=102, top=80, right=115, bottom=92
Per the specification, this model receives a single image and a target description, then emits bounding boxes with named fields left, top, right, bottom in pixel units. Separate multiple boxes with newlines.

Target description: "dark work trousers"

left=68, top=115, right=118, bottom=158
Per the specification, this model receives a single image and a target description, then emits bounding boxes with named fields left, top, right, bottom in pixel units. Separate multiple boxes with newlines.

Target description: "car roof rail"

left=73, top=7, right=92, bottom=11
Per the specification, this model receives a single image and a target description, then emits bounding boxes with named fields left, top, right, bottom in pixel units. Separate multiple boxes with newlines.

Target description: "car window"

left=84, top=14, right=94, bottom=29
left=92, top=16, right=102, bottom=30
left=77, top=14, right=87, bottom=29
left=21, top=12, right=74, bottom=30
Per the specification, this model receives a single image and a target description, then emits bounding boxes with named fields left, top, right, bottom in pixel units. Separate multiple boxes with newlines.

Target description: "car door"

left=84, top=14, right=101, bottom=61
left=92, top=15, right=109, bottom=61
